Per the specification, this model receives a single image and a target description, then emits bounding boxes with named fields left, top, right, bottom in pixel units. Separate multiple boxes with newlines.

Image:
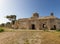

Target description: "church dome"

left=32, top=12, right=39, bottom=18
left=50, top=12, right=54, bottom=16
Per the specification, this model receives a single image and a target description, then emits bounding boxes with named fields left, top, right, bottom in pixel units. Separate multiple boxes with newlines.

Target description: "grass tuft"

left=0, top=28, right=4, bottom=32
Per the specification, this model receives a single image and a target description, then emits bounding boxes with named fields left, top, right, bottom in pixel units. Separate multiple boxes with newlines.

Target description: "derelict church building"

left=13, top=12, right=60, bottom=30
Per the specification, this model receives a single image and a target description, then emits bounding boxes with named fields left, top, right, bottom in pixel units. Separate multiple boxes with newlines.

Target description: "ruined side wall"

left=55, top=19, right=60, bottom=29
left=48, top=18, right=60, bottom=30
left=14, top=18, right=60, bottom=30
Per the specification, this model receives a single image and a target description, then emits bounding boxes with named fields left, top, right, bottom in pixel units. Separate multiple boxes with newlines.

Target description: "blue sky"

left=0, top=0, right=60, bottom=24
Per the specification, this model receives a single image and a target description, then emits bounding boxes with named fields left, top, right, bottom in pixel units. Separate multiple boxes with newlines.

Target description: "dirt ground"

left=0, top=30, right=60, bottom=44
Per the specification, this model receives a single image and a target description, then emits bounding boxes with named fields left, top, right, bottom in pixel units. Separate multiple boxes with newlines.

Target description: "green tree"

left=6, top=15, right=16, bottom=25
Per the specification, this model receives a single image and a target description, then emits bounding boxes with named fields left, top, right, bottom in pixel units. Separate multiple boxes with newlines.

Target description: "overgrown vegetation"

left=0, top=28, right=4, bottom=32
left=56, top=29, right=60, bottom=32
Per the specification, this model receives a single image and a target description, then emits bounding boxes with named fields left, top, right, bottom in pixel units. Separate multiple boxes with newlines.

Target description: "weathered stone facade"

left=14, top=12, right=60, bottom=30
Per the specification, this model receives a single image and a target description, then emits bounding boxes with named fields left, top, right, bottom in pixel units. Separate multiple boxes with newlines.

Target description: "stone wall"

left=9, top=13, right=60, bottom=30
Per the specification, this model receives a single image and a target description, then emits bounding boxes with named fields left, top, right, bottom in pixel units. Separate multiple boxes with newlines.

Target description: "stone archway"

left=51, top=25, right=56, bottom=30
left=54, top=25, right=56, bottom=30
left=31, top=24, right=35, bottom=29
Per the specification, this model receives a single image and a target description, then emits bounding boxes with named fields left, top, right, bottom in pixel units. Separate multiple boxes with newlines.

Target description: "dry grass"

left=0, top=28, right=60, bottom=44
left=41, top=31, right=60, bottom=44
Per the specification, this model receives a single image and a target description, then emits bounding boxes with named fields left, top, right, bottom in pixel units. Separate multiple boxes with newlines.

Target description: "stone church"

left=13, top=12, right=60, bottom=30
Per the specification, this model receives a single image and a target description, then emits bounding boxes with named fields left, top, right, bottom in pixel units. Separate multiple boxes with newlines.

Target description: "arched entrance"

left=54, top=25, right=56, bottom=30
left=51, top=25, right=56, bottom=30
left=31, top=24, right=35, bottom=29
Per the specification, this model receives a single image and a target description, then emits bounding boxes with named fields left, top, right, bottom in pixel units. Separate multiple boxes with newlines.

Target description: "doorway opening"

left=43, top=24, right=45, bottom=28
left=51, top=25, right=56, bottom=30
left=31, top=24, right=35, bottom=29
left=54, top=25, right=56, bottom=30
